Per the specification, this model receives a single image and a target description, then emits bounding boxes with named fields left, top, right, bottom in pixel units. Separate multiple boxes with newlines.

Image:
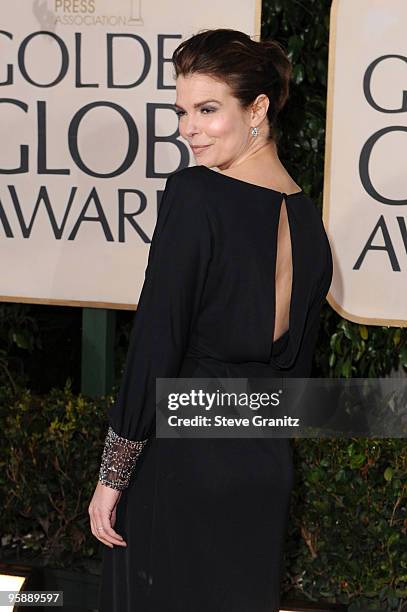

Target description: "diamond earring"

left=251, top=127, right=258, bottom=137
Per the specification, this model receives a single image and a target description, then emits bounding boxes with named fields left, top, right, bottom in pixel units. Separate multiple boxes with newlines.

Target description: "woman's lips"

left=191, top=145, right=211, bottom=154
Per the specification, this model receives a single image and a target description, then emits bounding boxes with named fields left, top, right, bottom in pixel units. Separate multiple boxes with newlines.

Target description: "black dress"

left=98, top=164, right=333, bottom=612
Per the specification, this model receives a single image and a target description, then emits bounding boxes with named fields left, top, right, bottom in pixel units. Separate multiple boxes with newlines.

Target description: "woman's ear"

left=251, top=93, right=270, bottom=125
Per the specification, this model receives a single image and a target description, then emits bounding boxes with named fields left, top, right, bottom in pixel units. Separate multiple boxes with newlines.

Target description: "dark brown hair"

left=172, top=28, right=292, bottom=142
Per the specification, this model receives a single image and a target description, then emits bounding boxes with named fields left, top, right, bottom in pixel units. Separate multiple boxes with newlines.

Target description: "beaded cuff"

left=98, top=426, right=148, bottom=491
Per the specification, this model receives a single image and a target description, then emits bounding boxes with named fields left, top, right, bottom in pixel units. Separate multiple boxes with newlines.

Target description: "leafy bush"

left=0, top=382, right=107, bottom=569
left=286, top=437, right=406, bottom=610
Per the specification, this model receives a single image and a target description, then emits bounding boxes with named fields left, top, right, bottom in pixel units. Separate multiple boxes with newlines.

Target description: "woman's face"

left=174, top=73, right=257, bottom=169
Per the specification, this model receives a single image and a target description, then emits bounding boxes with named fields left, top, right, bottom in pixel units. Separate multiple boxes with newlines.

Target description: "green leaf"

left=292, top=63, right=305, bottom=84
left=393, top=328, right=401, bottom=346
left=384, top=467, right=393, bottom=481
left=359, top=325, right=368, bottom=340
left=350, top=453, right=366, bottom=469
left=11, top=331, right=32, bottom=350
left=341, top=359, right=352, bottom=378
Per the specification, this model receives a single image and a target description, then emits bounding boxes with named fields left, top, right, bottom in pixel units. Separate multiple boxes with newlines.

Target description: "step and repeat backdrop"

left=0, top=0, right=260, bottom=309
left=325, top=0, right=406, bottom=326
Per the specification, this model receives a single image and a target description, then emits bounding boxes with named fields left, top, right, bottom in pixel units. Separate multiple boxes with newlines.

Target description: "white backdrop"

left=0, top=0, right=260, bottom=309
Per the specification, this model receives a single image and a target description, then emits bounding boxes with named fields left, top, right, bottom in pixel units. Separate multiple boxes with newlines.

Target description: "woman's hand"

left=88, top=481, right=127, bottom=548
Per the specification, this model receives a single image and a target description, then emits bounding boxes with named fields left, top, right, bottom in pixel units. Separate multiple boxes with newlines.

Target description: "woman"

left=89, top=28, right=333, bottom=611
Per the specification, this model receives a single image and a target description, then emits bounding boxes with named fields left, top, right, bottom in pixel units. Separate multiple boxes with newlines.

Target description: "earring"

left=251, top=127, right=258, bottom=137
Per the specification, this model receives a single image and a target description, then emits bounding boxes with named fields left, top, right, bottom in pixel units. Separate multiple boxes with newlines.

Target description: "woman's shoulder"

left=161, top=166, right=210, bottom=226
left=164, top=166, right=211, bottom=216
left=167, top=165, right=206, bottom=189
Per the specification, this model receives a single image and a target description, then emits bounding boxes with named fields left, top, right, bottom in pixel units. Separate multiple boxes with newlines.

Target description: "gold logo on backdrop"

left=51, top=0, right=143, bottom=26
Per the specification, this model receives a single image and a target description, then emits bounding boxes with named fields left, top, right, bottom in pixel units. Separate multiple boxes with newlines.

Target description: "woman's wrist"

left=98, top=426, right=148, bottom=491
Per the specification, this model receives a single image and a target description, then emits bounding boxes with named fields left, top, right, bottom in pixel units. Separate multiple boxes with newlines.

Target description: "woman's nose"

left=183, top=117, right=200, bottom=138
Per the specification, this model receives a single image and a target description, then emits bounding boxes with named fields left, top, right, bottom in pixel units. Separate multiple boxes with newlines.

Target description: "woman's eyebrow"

left=174, top=99, right=222, bottom=110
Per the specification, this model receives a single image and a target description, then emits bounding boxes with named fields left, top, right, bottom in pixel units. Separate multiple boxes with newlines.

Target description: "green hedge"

left=0, top=384, right=405, bottom=610
left=287, top=437, right=406, bottom=610
left=0, top=383, right=103, bottom=565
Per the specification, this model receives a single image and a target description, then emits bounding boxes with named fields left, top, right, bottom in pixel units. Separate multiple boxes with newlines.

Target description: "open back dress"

left=98, top=164, right=333, bottom=612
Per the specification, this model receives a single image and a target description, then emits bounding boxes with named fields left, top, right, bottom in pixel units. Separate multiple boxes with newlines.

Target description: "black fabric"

left=99, top=165, right=333, bottom=611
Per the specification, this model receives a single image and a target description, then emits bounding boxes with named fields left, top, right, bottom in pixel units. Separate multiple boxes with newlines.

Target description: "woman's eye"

left=174, top=108, right=215, bottom=118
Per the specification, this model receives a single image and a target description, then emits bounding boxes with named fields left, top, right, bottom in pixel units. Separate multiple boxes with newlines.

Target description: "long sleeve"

left=99, top=170, right=212, bottom=490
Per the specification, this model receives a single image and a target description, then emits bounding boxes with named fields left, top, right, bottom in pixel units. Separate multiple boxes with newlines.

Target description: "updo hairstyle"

left=172, top=28, right=292, bottom=142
